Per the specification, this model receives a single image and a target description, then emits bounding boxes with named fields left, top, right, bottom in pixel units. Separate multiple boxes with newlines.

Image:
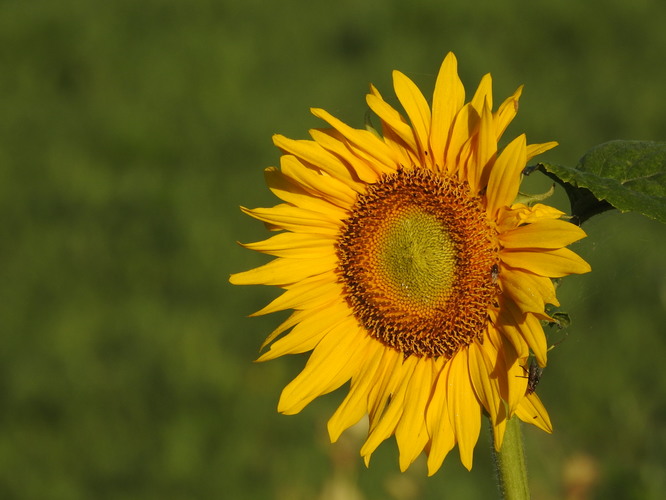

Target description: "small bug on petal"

left=525, top=360, right=543, bottom=395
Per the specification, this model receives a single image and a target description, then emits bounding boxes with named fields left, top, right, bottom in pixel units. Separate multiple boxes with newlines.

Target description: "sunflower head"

left=231, top=52, right=590, bottom=474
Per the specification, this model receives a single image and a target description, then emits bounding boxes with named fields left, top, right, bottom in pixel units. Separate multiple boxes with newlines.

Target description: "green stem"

left=492, top=417, right=530, bottom=500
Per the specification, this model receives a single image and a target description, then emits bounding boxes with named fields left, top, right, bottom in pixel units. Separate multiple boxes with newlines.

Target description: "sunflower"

left=230, top=53, right=590, bottom=475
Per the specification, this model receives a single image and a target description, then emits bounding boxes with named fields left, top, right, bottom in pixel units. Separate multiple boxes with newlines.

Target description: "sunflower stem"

left=492, top=417, right=530, bottom=500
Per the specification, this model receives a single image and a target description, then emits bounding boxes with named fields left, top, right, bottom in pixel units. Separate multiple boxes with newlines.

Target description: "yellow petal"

left=241, top=204, right=340, bottom=235
left=250, top=273, right=339, bottom=316
left=494, top=85, right=523, bottom=140
left=445, top=103, right=478, bottom=175
left=395, top=358, right=432, bottom=471
left=379, top=127, right=419, bottom=168
left=526, top=141, right=558, bottom=162
left=393, top=70, right=432, bottom=162
left=279, top=155, right=358, bottom=207
left=500, top=219, right=587, bottom=250
left=309, top=128, right=382, bottom=183
left=258, top=302, right=352, bottom=361
left=498, top=203, right=565, bottom=232
left=520, top=313, right=550, bottom=368
left=496, top=307, right=530, bottom=361
left=516, top=393, right=552, bottom=433
left=229, top=253, right=337, bottom=286
left=367, top=84, right=420, bottom=167
left=264, top=167, right=348, bottom=220
left=264, top=167, right=350, bottom=220
left=504, top=350, right=530, bottom=416
left=273, top=134, right=358, bottom=185
left=345, top=140, right=399, bottom=179
left=259, top=309, right=303, bottom=351
left=491, top=420, right=507, bottom=453
left=455, top=136, right=474, bottom=184
left=486, top=134, right=527, bottom=217
left=311, top=107, right=399, bottom=173
left=430, top=52, right=465, bottom=171
left=484, top=314, right=502, bottom=351
left=499, top=266, right=559, bottom=314
left=476, top=336, right=507, bottom=451
left=327, top=339, right=384, bottom=442
left=469, top=98, right=497, bottom=194
left=470, top=73, right=493, bottom=114
left=240, top=232, right=334, bottom=259
left=399, top=417, right=429, bottom=472
left=425, top=359, right=456, bottom=475
left=361, top=356, right=418, bottom=460
left=486, top=325, right=527, bottom=415
left=278, top=319, right=366, bottom=414
left=447, top=351, right=481, bottom=471
left=366, top=93, right=418, bottom=153
left=501, top=247, right=592, bottom=278
left=503, top=300, right=548, bottom=368
left=468, top=342, right=503, bottom=426
left=367, top=347, right=402, bottom=432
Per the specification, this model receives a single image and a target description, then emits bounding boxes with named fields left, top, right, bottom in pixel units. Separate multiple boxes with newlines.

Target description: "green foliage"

left=537, top=141, right=666, bottom=225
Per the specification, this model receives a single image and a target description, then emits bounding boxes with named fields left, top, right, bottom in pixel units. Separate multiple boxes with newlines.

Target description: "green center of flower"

left=378, top=209, right=456, bottom=305
left=337, top=167, right=500, bottom=359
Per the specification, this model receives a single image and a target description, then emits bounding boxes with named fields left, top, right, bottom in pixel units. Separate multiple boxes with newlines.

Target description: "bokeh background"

left=2, top=0, right=665, bottom=499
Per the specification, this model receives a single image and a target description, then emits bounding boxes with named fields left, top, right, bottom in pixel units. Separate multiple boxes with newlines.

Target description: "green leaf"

left=532, top=140, right=666, bottom=225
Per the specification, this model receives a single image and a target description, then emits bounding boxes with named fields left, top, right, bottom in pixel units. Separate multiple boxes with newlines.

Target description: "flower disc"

left=337, top=167, right=499, bottom=358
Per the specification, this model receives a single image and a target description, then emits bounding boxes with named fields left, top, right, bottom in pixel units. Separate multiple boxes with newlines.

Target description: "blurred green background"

left=1, top=0, right=665, bottom=498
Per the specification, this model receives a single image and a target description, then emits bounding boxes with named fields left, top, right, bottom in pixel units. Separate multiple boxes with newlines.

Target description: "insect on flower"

left=525, top=360, right=544, bottom=396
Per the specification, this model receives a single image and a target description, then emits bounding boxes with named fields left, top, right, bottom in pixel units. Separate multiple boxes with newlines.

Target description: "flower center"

left=377, top=209, right=456, bottom=307
left=337, top=167, right=499, bottom=359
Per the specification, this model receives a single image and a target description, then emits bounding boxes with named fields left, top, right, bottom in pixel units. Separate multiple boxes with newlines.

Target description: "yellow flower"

left=230, top=53, right=590, bottom=474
